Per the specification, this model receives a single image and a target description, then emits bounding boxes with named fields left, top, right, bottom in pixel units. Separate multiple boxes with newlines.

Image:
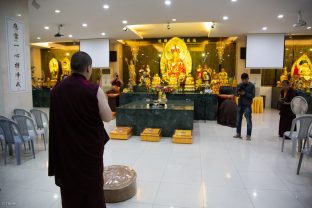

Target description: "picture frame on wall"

left=5, top=16, right=26, bottom=92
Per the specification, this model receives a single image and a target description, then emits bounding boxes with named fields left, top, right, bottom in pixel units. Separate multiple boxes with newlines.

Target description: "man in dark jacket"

left=234, top=73, right=255, bottom=141
left=49, top=51, right=112, bottom=208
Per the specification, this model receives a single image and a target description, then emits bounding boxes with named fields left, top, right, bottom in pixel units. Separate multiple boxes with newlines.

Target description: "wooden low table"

left=103, top=165, right=137, bottom=203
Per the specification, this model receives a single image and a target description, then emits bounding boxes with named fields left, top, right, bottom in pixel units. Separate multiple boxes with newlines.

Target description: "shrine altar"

left=119, top=92, right=218, bottom=120
left=116, top=100, right=194, bottom=137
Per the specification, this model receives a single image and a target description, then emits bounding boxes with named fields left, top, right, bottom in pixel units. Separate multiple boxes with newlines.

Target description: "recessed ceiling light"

left=17, top=13, right=22, bottom=17
left=231, top=0, right=237, bottom=2
left=37, top=37, right=41, bottom=40
left=223, top=16, right=229, bottom=20
left=262, top=26, right=267, bottom=31
left=101, top=32, right=106, bottom=36
left=122, top=20, right=128, bottom=24
left=277, top=14, right=284, bottom=19
left=103, top=4, right=109, bottom=9
left=68, top=34, right=73, bottom=38
left=44, top=26, right=49, bottom=30
left=172, top=18, right=177, bottom=22
left=164, top=0, right=171, bottom=6
left=82, top=23, right=87, bottom=27
left=307, top=26, right=312, bottom=30
left=54, top=9, right=60, bottom=13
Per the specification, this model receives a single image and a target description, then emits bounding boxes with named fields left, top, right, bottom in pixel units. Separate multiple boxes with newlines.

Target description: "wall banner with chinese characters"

left=6, top=17, right=26, bottom=92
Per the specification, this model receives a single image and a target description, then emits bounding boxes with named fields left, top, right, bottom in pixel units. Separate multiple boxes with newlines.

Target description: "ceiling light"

left=262, top=26, right=267, bottom=31
left=307, top=26, right=312, bottom=30
left=277, top=14, right=284, bottom=19
left=164, top=0, right=171, bottom=6
left=82, top=23, right=87, bottom=27
left=172, top=18, right=177, bottom=22
left=44, top=26, right=49, bottom=30
left=101, top=32, right=106, bottom=36
left=223, top=16, right=229, bottom=20
left=68, top=34, right=73, bottom=38
left=54, top=9, right=61, bottom=13
left=122, top=20, right=128, bottom=24
left=17, top=14, right=22, bottom=17
left=231, top=0, right=237, bottom=2
left=36, top=37, right=41, bottom=40
left=103, top=4, right=109, bottom=9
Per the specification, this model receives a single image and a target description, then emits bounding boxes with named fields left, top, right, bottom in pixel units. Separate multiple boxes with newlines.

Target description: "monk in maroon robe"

left=279, top=80, right=297, bottom=137
left=49, top=52, right=112, bottom=208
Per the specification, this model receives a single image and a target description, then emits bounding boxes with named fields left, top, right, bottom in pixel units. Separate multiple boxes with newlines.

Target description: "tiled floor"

left=1, top=108, right=312, bottom=208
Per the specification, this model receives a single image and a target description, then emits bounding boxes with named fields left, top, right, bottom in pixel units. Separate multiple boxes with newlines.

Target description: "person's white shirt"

left=97, top=87, right=113, bottom=122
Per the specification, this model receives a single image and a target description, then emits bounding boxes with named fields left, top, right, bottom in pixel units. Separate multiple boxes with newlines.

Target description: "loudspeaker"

left=240, top=47, right=246, bottom=59
left=110, top=51, right=117, bottom=62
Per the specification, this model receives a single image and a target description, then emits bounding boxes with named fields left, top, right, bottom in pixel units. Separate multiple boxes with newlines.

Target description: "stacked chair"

left=0, top=117, right=35, bottom=165
left=0, top=108, right=49, bottom=165
left=30, top=109, right=49, bottom=145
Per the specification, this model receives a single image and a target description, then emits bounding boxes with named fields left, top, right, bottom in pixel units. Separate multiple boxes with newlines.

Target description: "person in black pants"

left=233, top=73, right=255, bottom=141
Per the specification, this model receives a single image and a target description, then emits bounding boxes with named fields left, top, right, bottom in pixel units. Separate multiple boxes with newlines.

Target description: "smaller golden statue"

left=168, top=76, right=179, bottom=88
left=202, top=71, right=211, bottom=85
left=218, top=68, right=229, bottom=86
left=211, top=72, right=220, bottom=94
left=152, top=74, right=161, bottom=87
left=126, top=59, right=136, bottom=86
left=49, top=58, right=59, bottom=81
left=184, top=73, right=195, bottom=92
left=195, top=77, right=203, bottom=90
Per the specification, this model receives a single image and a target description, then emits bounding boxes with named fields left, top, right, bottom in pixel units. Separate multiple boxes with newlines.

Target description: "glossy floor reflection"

left=1, top=109, right=312, bottom=208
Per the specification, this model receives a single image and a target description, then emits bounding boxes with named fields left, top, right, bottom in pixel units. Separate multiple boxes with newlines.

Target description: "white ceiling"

left=28, top=0, right=312, bottom=43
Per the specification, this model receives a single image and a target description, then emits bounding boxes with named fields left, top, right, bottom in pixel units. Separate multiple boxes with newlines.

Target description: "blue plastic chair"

left=30, top=109, right=49, bottom=143
left=12, top=115, right=46, bottom=150
left=13, top=109, right=32, bottom=117
left=0, top=119, right=35, bottom=165
left=0, top=116, right=10, bottom=151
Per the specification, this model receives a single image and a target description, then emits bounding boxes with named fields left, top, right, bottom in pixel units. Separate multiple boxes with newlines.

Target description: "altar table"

left=116, top=100, right=194, bottom=137
left=119, top=92, right=218, bottom=120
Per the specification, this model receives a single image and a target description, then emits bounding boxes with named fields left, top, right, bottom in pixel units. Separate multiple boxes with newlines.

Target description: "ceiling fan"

left=293, top=11, right=307, bottom=27
left=54, top=24, right=65, bottom=38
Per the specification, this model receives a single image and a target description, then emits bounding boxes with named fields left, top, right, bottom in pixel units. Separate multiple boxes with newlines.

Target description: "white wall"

left=0, top=0, right=32, bottom=116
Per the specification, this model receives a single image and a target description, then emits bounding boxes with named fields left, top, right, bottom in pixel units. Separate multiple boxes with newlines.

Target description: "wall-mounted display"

left=6, top=17, right=26, bottom=92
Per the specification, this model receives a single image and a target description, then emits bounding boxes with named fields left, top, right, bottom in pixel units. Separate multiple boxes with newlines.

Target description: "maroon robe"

left=48, top=73, right=109, bottom=197
left=279, top=88, right=297, bottom=137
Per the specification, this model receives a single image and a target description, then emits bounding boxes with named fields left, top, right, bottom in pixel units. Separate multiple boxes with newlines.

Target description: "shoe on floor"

left=246, top=135, right=251, bottom=141
left=233, top=134, right=242, bottom=139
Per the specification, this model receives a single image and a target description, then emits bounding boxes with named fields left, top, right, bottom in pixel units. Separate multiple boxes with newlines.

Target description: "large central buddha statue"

left=167, top=46, right=186, bottom=79
left=160, top=37, right=192, bottom=86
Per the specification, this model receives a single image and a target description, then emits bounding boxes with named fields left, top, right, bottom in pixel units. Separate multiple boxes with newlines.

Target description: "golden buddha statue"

left=196, top=77, right=203, bottom=90
left=128, top=60, right=136, bottom=86
left=196, top=65, right=203, bottom=80
left=152, top=74, right=161, bottom=87
left=168, top=76, right=179, bottom=88
left=160, top=37, right=192, bottom=83
left=202, top=71, right=211, bottom=85
left=49, top=58, right=59, bottom=81
left=62, top=57, right=71, bottom=76
left=167, top=46, right=186, bottom=80
left=184, top=73, right=195, bottom=92
left=218, top=68, right=229, bottom=86
left=211, top=73, right=220, bottom=94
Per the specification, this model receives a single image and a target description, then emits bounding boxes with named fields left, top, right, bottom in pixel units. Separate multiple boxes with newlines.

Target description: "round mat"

left=103, top=165, right=137, bottom=203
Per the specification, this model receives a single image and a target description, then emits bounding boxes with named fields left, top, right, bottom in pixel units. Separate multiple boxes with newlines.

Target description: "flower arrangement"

left=153, top=85, right=175, bottom=94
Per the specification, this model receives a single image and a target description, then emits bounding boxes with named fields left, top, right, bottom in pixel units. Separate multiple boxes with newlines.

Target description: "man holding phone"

left=234, top=73, right=255, bottom=141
